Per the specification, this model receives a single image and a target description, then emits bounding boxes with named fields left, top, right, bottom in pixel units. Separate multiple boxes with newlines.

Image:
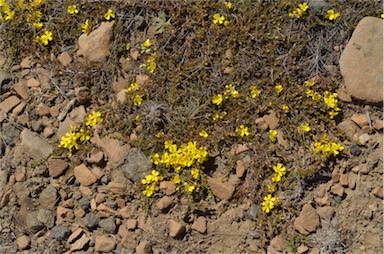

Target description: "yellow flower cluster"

left=307, top=89, right=321, bottom=100
left=235, top=125, right=249, bottom=137
left=325, top=10, right=340, bottom=21
left=250, top=86, right=261, bottom=98
left=212, top=83, right=240, bottom=105
left=212, top=13, right=229, bottom=26
left=261, top=194, right=279, bottom=213
left=269, top=129, right=278, bottom=142
left=125, top=82, right=144, bottom=106
left=323, top=91, right=340, bottom=119
left=67, top=4, right=78, bottom=15
left=299, top=123, right=311, bottom=133
left=104, top=8, right=115, bottom=20
left=141, top=39, right=152, bottom=54
left=289, top=2, right=309, bottom=18
left=224, top=2, right=233, bottom=9
left=314, top=134, right=344, bottom=159
left=146, top=54, right=156, bottom=73
left=81, top=19, right=89, bottom=33
left=60, top=111, right=102, bottom=152
left=143, top=141, right=208, bottom=196
left=0, top=1, right=15, bottom=20
left=212, top=111, right=227, bottom=121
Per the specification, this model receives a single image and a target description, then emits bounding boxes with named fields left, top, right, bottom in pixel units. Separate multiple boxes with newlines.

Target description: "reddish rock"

left=263, top=110, right=279, bottom=129
left=339, top=174, right=349, bottom=187
left=330, top=184, right=344, bottom=197
left=26, top=77, right=40, bottom=87
left=67, top=228, right=83, bottom=244
left=14, top=81, right=29, bottom=100
left=48, top=158, right=68, bottom=178
left=97, top=203, right=118, bottom=216
left=294, top=203, right=319, bottom=235
left=127, top=219, right=137, bottom=230
left=95, top=193, right=106, bottom=204
left=57, top=52, right=72, bottom=66
left=268, top=235, right=288, bottom=253
left=348, top=174, right=357, bottom=190
left=12, top=101, right=26, bottom=116
left=255, top=117, right=268, bottom=130
left=359, top=164, right=369, bottom=174
left=73, top=164, right=98, bottom=186
left=236, top=160, right=246, bottom=178
left=118, top=206, right=132, bottom=219
left=36, top=102, right=50, bottom=116
left=234, top=144, right=249, bottom=154
left=76, top=21, right=115, bottom=63
left=373, top=119, right=384, bottom=130
left=43, top=127, right=54, bottom=138
left=156, top=196, right=173, bottom=211
left=169, top=219, right=186, bottom=238
left=112, top=76, right=129, bottom=93
left=95, top=235, right=116, bottom=253
left=0, top=95, right=21, bottom=114
left=16, top=235, right=30, bottom=250
left=316, top=206, right=335, bottom=221
left=297, top=244, right=309, bottom=254
left=191, top=216, right=207, bottom=234
left=20, top=56, right=32, bottom=68
left=79, top=186, right=92, bottom=196
left=135, top=74, right=150, bottom=86
left=50, top=104, right=61, bottom=117
left=93, top=134, right=131, bottom=166
left=207, top=177, right=235, bottom=201
left=136, top=240, right=152, bottom=254
left=339, top=17, right=383, bottom=104
left=20, top=129, right=53, bottom=161
left=159, top=181, right=177, bottom=195
left=70, top=234, right=89, bottom=251
left=350, top=113, right=369, bottom=128
left=371, top=187, right=383, bottom=198
left=116, top=89, right=127, bottom=103
left=87, top=149, right=104, bottom=165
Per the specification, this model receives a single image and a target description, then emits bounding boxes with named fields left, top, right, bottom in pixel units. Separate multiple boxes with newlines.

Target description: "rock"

left=350, top=113, right=369, bottom=128
left=39, top=185, right=58, bottom=209
left=159, top=181, right=177, bottom=195
left=20, top=129, right=53, bottom=161
left=0, top=95, right=20, bottom=114
left=255, top=117, right=269, bottom=130
left=294, top=203, right=320, bottom=235
left=126, top=219, right=137, bottom=230
left=234, top=144, right=249, bottom=154
left=94, top=134, right=130, bottom=166
left=118, top=206, right=132, bottom=219
left=338, top=120, right=360, bottom=141
left=20, top=57, right=33, bottom=68
left=76, top=21, right=115, bottom=64
left=116, top=89, right=127, bottom=104
left=297, top=244, right=309, bottom=254
left=245, top=203, right=259, bottom=221
left=168, top=219, right=186, bottom=238
left=191, top=216, right=207, bottom=234
left=336, top=87, right=352, bottom=102
left=50, top=225, right=71, bottom=241
left=43, top=127, right=54, bottom=138
left=307, top=0, right=329, bottom=15
left=13, top=81, right=29, bottom=100
left=56, top=206, right=74, bottom=223
left=120, top=148, right=152, bottom=183
left=373, top=119, right=384, bottom=130
left=67, top=227, right=83, bottom=244
left=138, top=215, right=154, bottom=233
left=348, top=174, right=357, bottom=190
left=156, top=196, right=173, bottom=212
left=339, top=17, right=383, bottom=104
left=36, top=102, right=50, bottom=116
left=97, top=203, right=118, bottom=216
left=1, top=123, right=20, bottom=146
left=24, top=211, right=45, bottom=233
left=349, top=143, right=362, bottom=156
left=207, top=177, right=235, bottom=201
left=16, top=235, right=30, bottom=250
left=12, top=101, right=26, bottom=116
left=37, top=208, right=55, bottom=228
left=371, top=187, right=383, bottom=198
left=70, top=234, right=90, bottom=251
left=236, top=160, right=246, bottom=178
left=112, top=76, right=129, bottom=93
left=268, top=235, right=288, bottom=253
left=82, top=213, right=100, bottom=230
left=99, top=217, right=116, bottom=233
left=136, top=240, right=152, bottom=254
left=339, top=174, right=348, bottom=187
left=74, top=164, right=98, bottom=186
left=48, top=158, right=68, bottom=178
left=95, top=235, right=116, bottom=252
left=75, top=86, right=90, bottom=104
left=359, top=164, right=369, bottom=174
left=57, top=52, right=72, bottom=66
left=330, top=184, right=344, bottom=197
left=26, top=77, right=40, bottom=87
left=135, top=74, right=150, bottom=86
left=87, top=149, right=105, bottom=165
left=316, top=206, right=335, bottom=221
left=358, top=133, right=370, bottom=144
left=263, top=110, right=279, bottom=129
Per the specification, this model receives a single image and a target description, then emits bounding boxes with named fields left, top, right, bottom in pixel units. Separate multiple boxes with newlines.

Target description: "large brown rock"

left=294, top=203, right=320, bottom=235
left=339, top=17, right=383, bottom=104
left=76, top=22, right=115, bottom=64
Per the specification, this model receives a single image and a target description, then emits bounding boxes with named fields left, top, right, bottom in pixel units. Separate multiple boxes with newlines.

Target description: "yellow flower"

left=81, top=19, right=89, bottom=33
left=212, top=94, right=223, bottom=105
left=267, top=184, right=276, bottom=193
left=33, top=22, right=43, bottom=29
left=269, top=129, right=278, bottom=142
left=173, top=175, right=181, bottom=184
left=224, top=2, right=233, bottom=9
left=147, top=55, right=156, bottom=73
left=67, top=5, right=78, bottom=14
left=298, top=2, right=309, bottom=12
left=304, top=79, right=315, bottom=87
left=213, top=13, right=225, bottom=24
left=183, top=182, right=195, bottom=192
left=381, top=14, right=384, bottom=19
left=306, top=89, right=321, bottom=100
left=325, top=10, right=340, bottom=21
left=76, top=128, right=90, bottom=142
left=37, top=30, right=53, bottom=45
left=273, top=163, right=287, bottom=177
left=300, top=123, right=311, bottom=132
left=250, top=86, right=261, bottom=98
left=329, top=110, right=339, bottom=119
left=133, top=94, right=143, bottom=105
left=59, top=131, right=79, bottom=152
left=191, top=168, right=200, bottom=180
left=275, top=85, right=283, bottom=94
left=85, top=111, right=102, bottom=126
left=104, top=9, right=115, bottom=20
left=261, top=194, right=278, bottom=213
left=236, top=125, right=250, bottom=137
left=324, top=91, right=338, bottom=109
left=282, top=105, right=289, bottom=112
left=143, top=184, right=155, bottom=197
left=5, top=10, right=15, bottom=20
left=271, top=173, right=282, bottom=183
left=142, top=39, right=151, bottom=48
left=151, top=153, right=161, bottom=165
left=155, top=131, right=164, bottom=138
left=126, top=82, right=140, bottom=92
left=199, top=130, right=208, bottom=138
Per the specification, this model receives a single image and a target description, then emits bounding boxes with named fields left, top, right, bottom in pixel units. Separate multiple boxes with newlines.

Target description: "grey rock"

left=39, top=185, right=58, bottom=209
left=31, top=120, right=44, bottom=133
left=37, top=208, right=55, bottom=229
left=82, top=213, right=99, bottom=230
left=2, top=123, right=20, bottom=146
left=245, top=203, right=259, bottom=221
left=98, top=217, right=116, bottom=233
left=349, top=143, right=362, bottom=157
left=78, top=197, right=90, bottom=210
left=51, top=225, right=71, bottom=241
left=120, top=148, right=152, bottom=183
left=25, top=211, right=45, bottom=233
